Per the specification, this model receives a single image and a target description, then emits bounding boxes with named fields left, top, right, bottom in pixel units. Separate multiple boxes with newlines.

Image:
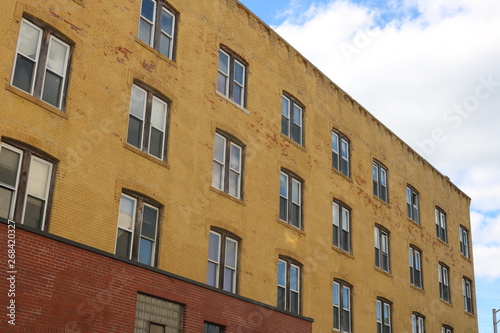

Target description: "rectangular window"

left=460, top=226, right=470, bottom=258
left=333, top=201, right=351, bottom=253
left=372, top=161, right=388, bottom=202
left=12, top=19, right=71, bottom=109
left=127, top=84, right=169, bottom=160
left=115, top=193, right=160, bottom=266
left=212, top=132, right=243, bottom=199
left=217, top=48, right=246, bottom=107
left=206, top=230, right=238, bottom=293
left=0, top=142, right=55, bottom=230
left=463, top=278, right=474, bottom=314
left=277, top=257, right=301, bottom=314
left=439, top=263, right=451, bottom=302
left=333, top=280, right=351, bottom=332
left=281, top=95, right=304, bottom=145
left=412, top=313, right=425, bottom=333
left=376, top=299, right=391, bottom=333
left=204, top=322, right=225, bottom=333
left=332, top=131, right=350, bottom=177
left=442, top=325, right=453, bottom=333
left=374, top=226, right=390, bottom=272
left=435, top=207, right=448, bottom=242
left=138, top=0, right=176, bottom=59
left=409, top=246, right=423, bottom=289
left=279, top=171, right=302, bottom=229
left=406, top=186, right=419, bottom=223
left=134, top=293, right=183, bottom=333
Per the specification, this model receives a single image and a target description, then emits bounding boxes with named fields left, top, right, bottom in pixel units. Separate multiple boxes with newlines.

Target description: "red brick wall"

left=0, top=223, right=312, bottom=332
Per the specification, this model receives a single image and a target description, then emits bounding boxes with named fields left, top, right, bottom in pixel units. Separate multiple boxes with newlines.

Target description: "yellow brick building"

left=0, top=0, right=477, bottom=332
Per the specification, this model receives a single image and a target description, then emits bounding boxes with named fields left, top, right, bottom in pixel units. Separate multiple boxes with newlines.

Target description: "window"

left=11, top=18, right=71, bottom=109
left=374, top=226, right=390, bottom=272
left=281, top=95, right=304, bottom=145
left=435, top=207, right=447, bottom=242
left=134, top=293, right=183, bottom=333
left=0, top=141, right=55, bottom=230
left=204, top=322, right=225, bottom=333
left=411, top=313, right=425, bottom=333
left=217, top=48, right=246, bottom=106
left=406, top=186, right=419, bottom=223
left=333, top=280, right=351, bottom=332
left=332, top=131, right=349, bottom=176
left=138, top=0, right=176, bottom=59
left=332, top=201, right=351, bottom=253
left=459, top=226, right=470, bottom=258
left=442, top=325, right=453, bottom=333
left=127, top=84, right=169, bottom=160
left=463, top=277, right=474, bottom=314
left=212, top=132, right=243, bottom=199
left=115, top=193, right=160, bottom=266
left=372, top=161, right=388, bottom=202
left=439, top=263, right=451, bottom=302
left=279, top=171, right=302, bottom=229
left=277, top=257, right=301, bottom=314
left=409, top=246, right=423, bottom=289
left=376, top=299, right=391, bottom=333
left=206, top=229, right=239, bottom=293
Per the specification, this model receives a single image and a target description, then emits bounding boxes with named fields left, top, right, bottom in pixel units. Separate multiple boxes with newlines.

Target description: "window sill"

left=277, top=219, right=305, bottom=236
left=409, top=284, right=425, bottom=294
left=436, top=237, right=449, bottom=247
left=134, top=37, right=177, bottom=68
left=374, top=266, right=393, bottom=278
left=407, top=217, right=422, bottom=228
left=215, top=90, right=250, bottom=114
left=331, top=246, right=354, bottom=260
left=373, top=195, right=391, bottom=208
left=439, top=298, right=453, bottom=307
left=464, top=310, right=476, bottom=318
left=331, top=167, right=352, bottom=182
left=6, top=85, right=69, bottom=120
left=123, top=143, right=170, bottom=169
left=279, top=132, right=306, bottom=152
left=210, top=186, right=245, bottom=206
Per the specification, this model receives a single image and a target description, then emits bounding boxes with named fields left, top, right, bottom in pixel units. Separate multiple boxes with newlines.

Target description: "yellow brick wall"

left=0, top=0, right=477, bottom=332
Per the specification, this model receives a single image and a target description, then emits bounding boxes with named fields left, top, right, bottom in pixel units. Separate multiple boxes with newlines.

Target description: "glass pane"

left=277, top=286, right=286, bottom=309
left=141, top=205, right=158, bottom=239
left=278, top=260, right=286, bottom=286
left=291, top=123, right=301, bottom=144
left=18, top=21, right=41, bottom=59
left=376, top=301, right=381, bottom=321
left=333, top=225, right=339, bottom=246
left=118, top=195, right=135, bottom=230
left=341, top=140, right=349, bottom=159
left=130, top=86, right=146, bottom=119
left=282, top=96, right=290, bottom=117
left=279, top=197, right=287, bottom=221
left=280, top=173, right=288, bottom=197
left=213, top=134, right=225, bottom=163
left=206, top=261, right=217, bottom=286
left=293, top=104, right=302, bottom=126
left=223, top=268, right=234, bottom=292
left=333, top=203, right=339, bottom=226
left=12, top=55, right=35, bottom=93
left=233, top=84, right=242, bottom=105
left=141, top=0, right=156, bottom=22
left=228, top=171, right=239, bottom=197
left=332, top=132, right=339, bottom=152
left=23, top=195, right=44, bottom=229
left=116, top=229, right=131, bottom=258
left=342, top=309, right=350, bottom=332
left=372, top=164, right=378, bottom=181
left=291, top=179, right=300, bottom=204
left=342, top=230, right=350, bottom=252
left=161, top=9, right=174, bottom=35
left=138, top=238, right=153, bottom=265
left=291, top=204, right=300, bottom=228
left=0, top=188, right=13, bottom=219
left=290, top=265, right=299, bottom=291
left=149, top=127, right=164, bottom=159
left=217, top=73, right=227, bottom=95
left=27, top=158, right=51, bottom=198
left=290, top=292, right=299, bottom=313
left=0, top=147, right=21, bottom=187
left=41, top=71, right=63, bottom=108
left=127, top=116, right=142, bottom=148
left=281, top=116, right=289, bottom=136
left=229, top=144, right=241, bottom=171
left=159, top=34, right=171, bottom=57
left=225, top=238, right=237, bottom=268
left=46, top=38, right=68, bottom=75
left=139, top=19, right=153, bottom=45
left=212, top=162, right=223, bottom=189
left=208, top=232, right=220, bottom=262
left=218, top=50, right=229, bottom=74
left=151, top=98, right=166, bottom=129
left=380, top=168, right=387, bottom=185
left=342, top=208, right=349, bottom=231
left=234, top=61, right=245, bottom=85
left=342, top=286, right=350, bottom=309
left=333, top=307, right=340, bottom=329
left=333, top=283, right=339, bottom=305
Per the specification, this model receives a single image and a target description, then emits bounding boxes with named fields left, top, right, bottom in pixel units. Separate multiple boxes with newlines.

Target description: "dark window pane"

left=41, top=71, right=63, bottom=108
left=375, top=248, right=380, bottom=267
left=342, top=230, right=350, bottom=252
left=0, top=147, right=21, bottom=186
left=159, top=34, right=171, bottom=57
left=161, top=9, right=174, bottom=35
left=141, top=0, right=155, bottom=21
left=333, top=225, right=339, bottom=247
left=277, top=286, right=286, bottom=309
left=127, top=116, right=143, bottom=148
left=149, top=127, right=164, bottom=159
left=281, top=116, right=289, bottom=136
left=12, top=55, right=35, bottom=93
left=290, top=292, right=299, bottom=314
left=342, top=309, right=350, bottom=332
left=333, top=307, right=339, bottom=329
left=142, top=205, right=158, bottom=239
left=279, top=197, right=287, bottom=221
left=116, top=229, right=131, bottom=259
left=291, top=203, right=300, bottom=228
left=233, top=84, right=242, bottom=105
left=373, top=180, right=378, bottom=196
left=332, top=151, right=339, bottom=170
left=341, top=159, right=349, bottom=176
left=23, top=195, right=44, bottom=229
left=291, top=123, right=301, bottom=144
left=0, top=187, right=14, bottom=219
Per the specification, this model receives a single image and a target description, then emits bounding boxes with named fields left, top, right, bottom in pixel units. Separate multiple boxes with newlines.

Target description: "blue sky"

left=239, top=0, right=500, bottom=332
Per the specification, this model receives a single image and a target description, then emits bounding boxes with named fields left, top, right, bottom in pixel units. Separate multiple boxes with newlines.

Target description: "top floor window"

left=138, top=0, right=176, bottom=60
left=459, top=226, right=470, bottom=258
left=281, top=95, right=304, bottom=145
left=12, top=18, right=71, bottom=109
left=0, top=141, right=56, bottom=230
left=435, top=207, right=447, bottom=242
left=332, top=130, right=349, bottom=177
left=406, top=185, right=419, bottom=223
left=217, top=48, right=246, bottom=107
left=372, top=160, right=388, bottom=202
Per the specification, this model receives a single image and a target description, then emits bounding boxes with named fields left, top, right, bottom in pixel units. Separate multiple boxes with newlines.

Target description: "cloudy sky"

left=239, top=0, right=500, bottom=331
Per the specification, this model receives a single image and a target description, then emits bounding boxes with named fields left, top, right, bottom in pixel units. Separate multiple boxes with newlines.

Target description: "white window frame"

left=439, top=263, right=450, bottom=302
left=207, top=230, right=238, bottom=293
left=333, top=201, right=351, bottom=253
left=463, top=278, right=473, bottom=313
left=406, top=186, right=419, bottom=223
left=332, top=131, right=350, bottom=177
left=217, top=48, right=246, bottom=107
left=211, top=132, right=243, bottom=199
left=333, top=281, right=351, bottom=333
left=435, top=207, right=447, bottom=242
left=412, top=313, right=425, bottom=333
left=375, top=226, right=390, bottom=272
left=281, top=95, right=303, bottom=145
left=138, top=0, right=176, bottom=59
left=409, top=246, right=423, bottom=288
left=376, top=299, right=391, bottom=333
left=372, top=161, right=388, bottom=202
left=459, top=226, right=470, bottom=258
left=277, top=258, right=301, bottom=314
left=279, top=171, right=302, bottom=229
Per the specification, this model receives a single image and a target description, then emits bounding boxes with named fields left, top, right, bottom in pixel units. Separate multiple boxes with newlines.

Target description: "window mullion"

left=218, top=235, right=226, bottom=289
left=13, top=151, right=31, bottom=223
left=143, top=92, right=153, bottom=153
left=33, top=30, right=51, bottom=99
left=153, top=2, right=162, bottom=50
left=223, top=139, right=231, bottom=192
left=131, top=200, right=144, bottom=261
left=228, top=56, right=234, bottom=99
